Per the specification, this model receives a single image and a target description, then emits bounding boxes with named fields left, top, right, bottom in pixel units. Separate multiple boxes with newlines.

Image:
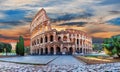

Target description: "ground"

left=0, top=55, right=120, bottom=72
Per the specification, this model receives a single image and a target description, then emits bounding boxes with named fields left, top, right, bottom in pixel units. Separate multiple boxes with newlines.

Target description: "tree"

left=103, top=35, right=120, bottom=57
left=16, top=42, right=19, bottom=55
left=16, top=36, right=25, bottom=56
left=0, top=42, right=4, bottom=52
left=3, top=43, right=12, bottom=56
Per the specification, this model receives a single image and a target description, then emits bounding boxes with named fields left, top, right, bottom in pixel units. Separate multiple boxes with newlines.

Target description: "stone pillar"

left=67, top=34, right=70, bottom=42
left=39, top=48, right=41, bottom=54
left=75, top=34, right=77, bottom=50
left=61, top=44, right=63, bottom=54
left=61, top=34, right=63, bottom=41
left=54, top=45, right=56, bottom=55
left=72, top=45, right=75, bottom=54
left=48, top=46, right=50, bottom=54
left=30, top=39, right=33, bottom=54
left=48, top=34, right=50, bottom=42
left=53, top=32, right=56, bottom=42
left=43, top=35, right=45, bottom=44
left=43, top=47, right=45, bottom=54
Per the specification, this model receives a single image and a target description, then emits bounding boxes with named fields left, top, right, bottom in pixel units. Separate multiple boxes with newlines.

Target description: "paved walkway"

left=49, top=56, right=85, bottom=65
left=0, top=56, right=120, bottom=72
left=0, top=56, right=58, bottom=64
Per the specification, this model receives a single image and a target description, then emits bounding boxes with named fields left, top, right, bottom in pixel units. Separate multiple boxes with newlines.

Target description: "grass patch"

left=75, top=56, right=120, bottom=65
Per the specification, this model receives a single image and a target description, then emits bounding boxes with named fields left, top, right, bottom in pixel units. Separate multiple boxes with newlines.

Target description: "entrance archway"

left=37, top=49, right=39, bottom=55
left=56, top=47, right=61, bottom=55
left=41, top=48, right=43, bottom=55
left=80, top=48, right=82, bottom=53
left=76, top=48, right=79, bottom=53
left=63, top=47, right=68, bottom=54
left=69, top=47, right=73, bottom=55
left=50, top=47, right=54, bottom=55
left=50, top=35, right=53, bottom=42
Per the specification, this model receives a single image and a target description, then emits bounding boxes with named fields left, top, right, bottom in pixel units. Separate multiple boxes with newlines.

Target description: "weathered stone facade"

left=30, top=8, right=92, bottom=55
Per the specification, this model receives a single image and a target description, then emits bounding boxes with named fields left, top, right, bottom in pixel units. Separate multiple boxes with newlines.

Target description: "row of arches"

left=32, top=35, right=54, bottom=46
left=32, top=47, right=73, bottom=55
left=76, top=48, right=92, bottom=54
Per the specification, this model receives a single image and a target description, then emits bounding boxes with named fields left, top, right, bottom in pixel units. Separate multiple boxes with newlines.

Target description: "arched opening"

left=34, top=40, right=36, bottom=45
left=58, top=36, right=61, bottom=41
left=77, top=39, right=79, bottom=44
left=45, top=47, right=48, bottom=54
left=86, top=49, right=88, bottom=54
left=50, top=47, right=54, bottom=55
left=63, top=47, right=68, bottom=54
left=37, top=49, right=39, bottom=55
left=56, top=47, right=61, bottom=55
left=76, top=48, right=79, bottom=53
left=80, top=48, right=82, bottom=53
left=63, top=36, right=67, bottom=41
left=41, top=48, right=43, bottom=55
left=40, top=38, right=43, bottom=43
left=80, top=39, right=82, bottom=45
left=69, top=47, right=73, bottom=55
left=83, top=49, right=85, bottom=54
left=50, top=35, right=53, bottom=42
left=45, top=36, right=48, bottom=42
left=37, top=39, right=39, bottom=44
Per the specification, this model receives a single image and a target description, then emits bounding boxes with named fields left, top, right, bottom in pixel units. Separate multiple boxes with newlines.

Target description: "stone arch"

left=50, top=35, right=53, bottom=42
left=83, top=48, right=85, bottom=54
left=50, top=47, right=54, bottom=55
left=69, top=47, right=73, bottom=55
left=41, top=48, right=43, bottom=55
left=76, top=48, right=79, bottom=53
left=63, top=47, right=68, bottom=54
left=58, top=36, right=61, bottom=41
left=77, top=39, right=79, bottom=45
left=56, top=46, right=61, bottom=55
left=37, top=49, right=39, bottom=55
left=45, top=36, right=48, bottom=42
left=80, top=39, right=82, bottom=45
left=63, top=36, right=67, bottom=41
left=80, top=48, right=82, bottom=53
left=40, top=38, right=43, bottom=43
left=37, top=39, right=39, bottom=44
left=45, top=47, right=48, bottom=54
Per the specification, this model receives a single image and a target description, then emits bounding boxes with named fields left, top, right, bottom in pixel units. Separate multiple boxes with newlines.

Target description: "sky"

left=0, top=0, right=120, bottom=46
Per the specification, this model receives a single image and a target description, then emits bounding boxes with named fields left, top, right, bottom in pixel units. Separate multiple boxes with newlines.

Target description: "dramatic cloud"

left=0, top=0, right=120, bottom=45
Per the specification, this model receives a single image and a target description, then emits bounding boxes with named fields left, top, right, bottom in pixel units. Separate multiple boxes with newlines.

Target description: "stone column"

left=61, top=34, right=63, bottom=41
left=53, top=32, right=56, bottom=42
left=72, top=45, right=75, bottom=54
left=43, top=35, right=45, bottom=44
left=48, top=34, right=50, bottom=42
left=30, top=39, right=33, bottom=54
left=39, top=48, right=41, bottom=54
left=54, top=45, right=56, bottom=55
left=48, top=46, right=50, bottom=54
left=61, top=44, right=63, bottom=54
left=67, top=34, right=70, bottom=42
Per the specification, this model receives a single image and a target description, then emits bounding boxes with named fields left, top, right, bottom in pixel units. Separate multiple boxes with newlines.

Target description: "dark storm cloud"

left=0, top=34, right=29, bottom=40
left=109, top=11, right=120, bottom=14
left=0, top=34, right=18, bottom=40
left=50, top=12, right=93, bottom=22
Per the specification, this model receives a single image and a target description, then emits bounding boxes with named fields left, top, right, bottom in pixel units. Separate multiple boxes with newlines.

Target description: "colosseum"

left=30, top=8, right=92, bottom=55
